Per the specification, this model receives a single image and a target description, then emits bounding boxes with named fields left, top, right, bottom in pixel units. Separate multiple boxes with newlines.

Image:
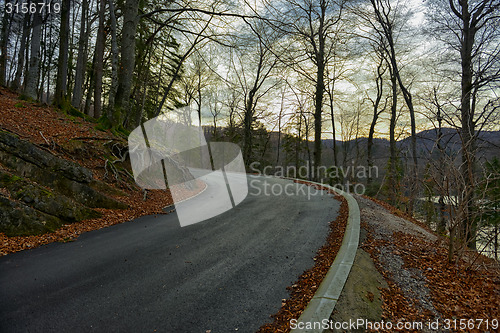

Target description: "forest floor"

left=0, top=87, right=204, bottom=255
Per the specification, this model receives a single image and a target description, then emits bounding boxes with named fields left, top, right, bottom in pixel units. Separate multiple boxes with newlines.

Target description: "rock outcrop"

left=0, top=130, right=127, bottom=236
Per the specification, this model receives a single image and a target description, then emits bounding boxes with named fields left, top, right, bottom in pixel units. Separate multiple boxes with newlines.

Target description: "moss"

left=40, top=188, right=54, bottom=197
left=0, top=173, right=23, bottom=184
left=56, top=98, right=96, bottom=123
left=14, top=102, right=27, bottom=108
left=0, top=197, right=63, bottom=236
left=18, top=94, right=33, bottom=102
left=111, top=124, right=130, bottom=138
left=95, top=115, right=112, bottom=132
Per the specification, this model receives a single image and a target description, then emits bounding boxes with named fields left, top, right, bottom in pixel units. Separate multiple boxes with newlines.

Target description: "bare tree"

left=265, top=0, right=346, bottom=180
left=113, top=0, right=140, bottom=124
left=72, top=0, right=89, bottom=109
left=92, top=0, right=106, bottom=118
left=237, top=22, right=278, bottom=168
left=54, top=0, right=71, bottom=106
left=366, top=42, right=388, bottom=187
left=428, top=0, right=500, bottom=249
left=107, top=0, right=119, bottom=114
left=11, top=8, right=31, bottom=92
left=23, top=4, right=43, bottom=100
left=0, top=0, right=13, bottom=86
left=368, top=0, right=419, bottom=211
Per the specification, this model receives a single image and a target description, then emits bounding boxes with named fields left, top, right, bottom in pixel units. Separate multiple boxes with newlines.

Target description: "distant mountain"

left=204, top=125, right=499, bottom=167
left=322, top=128, right=500, bottom=161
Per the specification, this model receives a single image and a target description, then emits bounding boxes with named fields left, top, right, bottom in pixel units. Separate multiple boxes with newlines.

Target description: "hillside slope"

left=0, top=87, right=200, bottom=255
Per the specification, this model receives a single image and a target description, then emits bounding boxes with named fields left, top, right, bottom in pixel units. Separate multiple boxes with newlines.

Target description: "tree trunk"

left=54, top=0, right=71, bottom=106
left=107, top=0, right=119, bottom=117
left=388, top=65, right=398, bottom=205
left=367, top=57, right=385, bottom=186
left=114, top=0, right=140, bottom=126
left=93, top=0, right=106, bottom=118
left=459, top=0, right=477, bottom=249
left=72, top=0, right=89, bottom=110
left=276, top=90, right=284, bottom=165
left=0, top=1, right=12, bottom=86
left=436, top=95, right=447, bottom=234
left=243, top=89, right=255, bottom=167
left=23, top=7, right=43, bottom=100
left=12, top=9, right=30, bottom=92
left=134, top=46, right=152, bottom=128
left=84, top=53, right=96, bottom=115
left=313, top=17, right=325, bottom=182
left=327, top=77, right=338, bottom=168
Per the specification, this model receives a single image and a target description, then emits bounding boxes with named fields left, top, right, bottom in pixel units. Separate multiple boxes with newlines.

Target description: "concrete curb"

left=291, top=182, right=360, bottom=333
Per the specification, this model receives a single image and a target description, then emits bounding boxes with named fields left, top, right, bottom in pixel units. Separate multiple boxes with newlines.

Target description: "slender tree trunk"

left=93, top=0, right=106, bottom=118
left=107, top=0, right=119, bottom=117
left=370, top=0, right=418, bottom=209
left=7, top=30, right=19, bottom=84
left=134, top=47, right=152, bottom=128
left=388, top=65, right=398, bottom=205
left=313, top=45, right=325, bottom=182
left=72, top=0, right=88, bottom=110
left=304, top=114, right=312, bottom=180
left=436, top=93, right=447, bottom=234
left=296, top=116, right=302, bottom=170
left=367, top=58, right=385, bottom=186
left=114, top=0, right=140, bottom=127
left=54, top=0, right=71, bottom=106
left=312, top=2, right=327, bottom=182
left=276, top=89, right=284, bottom=165
left=386, top=25, right=418, bottom=212
left=243, top=89, right=256, bottom=167
left=39, top=17, right=48, bottom=102
left=0, top=1, right=12, bottom=86
left=459, top=0, right=477, bottom=249
left=327, top=76, right=338, bottom=168
left=12, top=10, right=30, bottom=92
left=45, top=22, right=51, bottom=102
left=495, top=225, right=498, bottom=261
left=23, top=7, right=43, bottom=100
left=84, top=53, right=96, bottom=115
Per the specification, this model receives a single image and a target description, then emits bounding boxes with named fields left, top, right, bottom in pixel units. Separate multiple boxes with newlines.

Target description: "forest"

left=0, top=0, right=499, bottom=261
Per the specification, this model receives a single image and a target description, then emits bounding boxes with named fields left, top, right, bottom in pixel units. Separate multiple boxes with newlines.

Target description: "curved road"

left=0, top=176, right=339, bottom=332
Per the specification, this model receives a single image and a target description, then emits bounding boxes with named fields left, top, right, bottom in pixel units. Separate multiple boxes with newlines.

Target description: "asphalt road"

left=0, top=175, right=340, bottom=333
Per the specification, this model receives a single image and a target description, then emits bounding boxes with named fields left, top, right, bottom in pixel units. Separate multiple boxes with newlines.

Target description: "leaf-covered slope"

left=0, top=87, right=202, bottom=252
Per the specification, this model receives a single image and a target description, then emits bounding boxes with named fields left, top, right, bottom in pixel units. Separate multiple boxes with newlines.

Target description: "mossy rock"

left=0, top=197, right=63, bottom=236
left=0, top=130, right=93, bottom=183
left=0, top=130, right=128, bottom=236
left=0, top=169, right=101, bottom=222
left=90, top=179, right=127, bottom=197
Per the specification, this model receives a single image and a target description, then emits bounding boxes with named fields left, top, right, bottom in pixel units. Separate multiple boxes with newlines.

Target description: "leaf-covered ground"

left=359, top=196, right=500, bottom=333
